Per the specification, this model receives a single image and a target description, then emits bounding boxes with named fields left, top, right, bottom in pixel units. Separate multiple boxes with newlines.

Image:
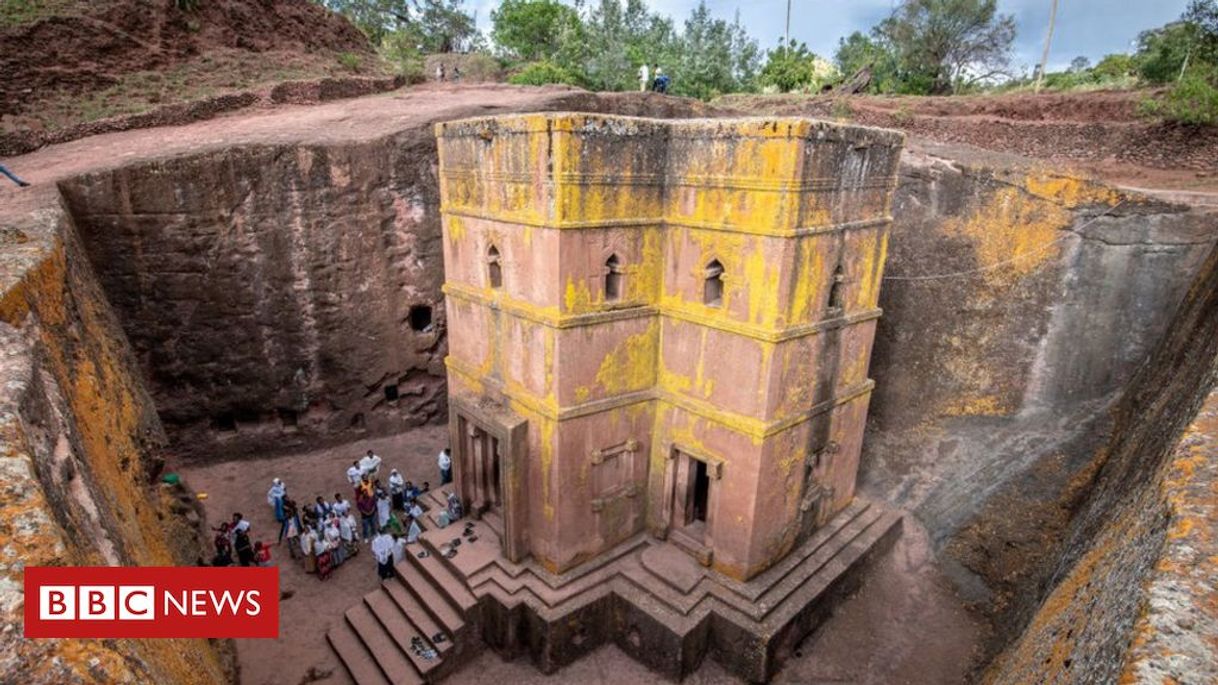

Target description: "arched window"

left=703, top=259, right=724, bottom=307
left=828, top=264, right=844, bottom=313
left=605, top=254, right=624, bottom=301
left=487, top=245, right=502, bottom=289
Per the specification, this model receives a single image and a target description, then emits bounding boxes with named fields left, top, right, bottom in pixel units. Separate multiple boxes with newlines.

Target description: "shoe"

left=417, top=550, right=429, bottom=558
left=17, top=181, right=29, bottom=188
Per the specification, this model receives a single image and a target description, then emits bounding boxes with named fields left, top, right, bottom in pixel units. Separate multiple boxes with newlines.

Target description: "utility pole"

left=785, top=0, right=791, bottom=53
left=1035, top=0, right=1058, bottom=93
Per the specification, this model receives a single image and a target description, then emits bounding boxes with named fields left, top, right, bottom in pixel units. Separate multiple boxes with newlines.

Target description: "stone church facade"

left=437, top=113, right=903, bottom=581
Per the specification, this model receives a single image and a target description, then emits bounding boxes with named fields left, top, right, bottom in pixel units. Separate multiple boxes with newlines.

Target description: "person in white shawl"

left=376, top=488, right=391, bottom=529
left=339, top=511, right=356, bottom=547
left=343, top=509, right=361, bottom=543
left=358, top=450, right=382, bottom=478
left=324, top=516, right=345, bottom=566
left=388, top=469, right=406, bottom=510
left=406, top=517, right=423, bottom=544
left=267, top=478, right=286, bottom=522
left=371, top=529, right=395, bottom=580
left=392, top=535, right=406, bottom=565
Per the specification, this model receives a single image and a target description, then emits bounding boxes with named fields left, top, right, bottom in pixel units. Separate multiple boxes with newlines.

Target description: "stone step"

left=327, top=620, right=394, bottom=685
left=419, top=489, right=449, bottom=512
left=617, top=560, right=704, bottom=617
left=467, top=559, right=613, bottom=612
left=410, top=540, right=479, bottom=614
left=395, top=557, right=466, bottom=635
left=383, top=580, right=458, bottom=649
left=761, top=511, right=903, bottom=634
left=754, top=505, right=886, bottom=613
left=721, top=499, right=872, bottom=603
left=345, top=603, right=422, bottom=685
left=364, top=589, right=446, bottom=677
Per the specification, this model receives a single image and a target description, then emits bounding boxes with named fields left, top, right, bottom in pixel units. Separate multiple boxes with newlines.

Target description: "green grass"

left=12, top=48, right=394, bottom=131
left=0, top=0, right=99, bottom=30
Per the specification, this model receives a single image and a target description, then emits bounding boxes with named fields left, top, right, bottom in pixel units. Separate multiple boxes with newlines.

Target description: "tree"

left=1092, top=53, right=1135, bottom=79
left=491, top=0, right=582, bottom=61
left=579, top=0, right=637, bottom=91
left=834, top=30, right=904, bottom=92
left=1069, top=56, right=1091, bottom=73
left=314, top=0, right=478, bottom=52
left=876, top=0, right=1016, bottom=94
left=412, top=0, right=479, bottom=53
left=671, top=3, right=759, bottom=99
left=1136, top=22, right=1201, bottom=83
left=760, top=39, right=835, bottom=93
left=1184, top=0, right=1218, bottom=62
left=485, top=0, right=761, bottom=99
left=316, top=0, right=405, bottom=44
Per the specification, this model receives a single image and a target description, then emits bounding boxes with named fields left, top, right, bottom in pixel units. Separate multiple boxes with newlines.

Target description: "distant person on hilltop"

left=638, top=63, right=650, bottom=92
left=453, top=66, right=462, bottom=82
left=0, top=164, right=30, bottom=187
left=436, top=62, right=446, bottom=82
left=653, top=67, right=670, bottom=94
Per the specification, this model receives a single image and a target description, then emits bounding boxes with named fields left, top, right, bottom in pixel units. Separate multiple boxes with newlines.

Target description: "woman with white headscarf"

left=388, top=469, right=406, bottom=511
left=267, top=478, right=287, bottom=523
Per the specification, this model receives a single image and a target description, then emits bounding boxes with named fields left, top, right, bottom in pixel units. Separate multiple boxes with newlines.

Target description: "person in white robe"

left=371, top=530, right=395, bottom=580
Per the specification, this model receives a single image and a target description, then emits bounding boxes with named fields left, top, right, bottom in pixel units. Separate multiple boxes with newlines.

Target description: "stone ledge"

left=397, top=498, right=902, bottom=683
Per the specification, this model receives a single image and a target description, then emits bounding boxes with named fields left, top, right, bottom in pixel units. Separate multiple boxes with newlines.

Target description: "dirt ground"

left=1, top=0, right=381, bottom=128
left=178, top=425, right=983, bottom=685
left=719, top=90, right=1218, bottom=194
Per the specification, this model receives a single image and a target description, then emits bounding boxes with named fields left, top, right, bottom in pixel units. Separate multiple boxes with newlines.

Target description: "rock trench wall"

left=0, top=192, right=230, bottom=683
left=861, top=147, right=1218, bottom=673
left=985, top=238, right=1218, bottom=684
left=60, top=136, right=451, bottom=462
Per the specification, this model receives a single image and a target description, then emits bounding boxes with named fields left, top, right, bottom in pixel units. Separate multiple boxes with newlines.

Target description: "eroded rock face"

left=985, top=233, right=1218, bottom=685
left=0, top=197, right=231, bottom=684
left=61, top=138, right=450, bottom=461
left=858, top=147, right=1218, bottom=669
left=864, top=149, right=1215, bottom=541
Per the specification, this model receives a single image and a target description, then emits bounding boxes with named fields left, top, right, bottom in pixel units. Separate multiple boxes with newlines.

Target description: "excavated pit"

left=2, top=88, right=1216, bottom=684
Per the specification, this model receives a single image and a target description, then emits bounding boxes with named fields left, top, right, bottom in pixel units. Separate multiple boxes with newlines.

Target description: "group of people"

left=434, top=63, right=462, bottom=82
left=228, top=447, right=463, bottom=582
left=638, top=63, right=671, bottom=93
left=210, top=512, right=271, bottom=567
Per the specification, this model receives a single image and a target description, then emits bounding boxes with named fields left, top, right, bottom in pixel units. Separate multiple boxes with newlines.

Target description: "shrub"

left=458, top=53, right=503, bottom=82
left=830, top=98, right=853, bottom=120
left=1140, top=65, right=1218, bottom=125
left=338, top=52, right=363, bottom=73
left=380, top=32, right=424, bottom=82
left=507, top=61, right=581, bottom=86
left=1093, top=53, right=1136, bottom=79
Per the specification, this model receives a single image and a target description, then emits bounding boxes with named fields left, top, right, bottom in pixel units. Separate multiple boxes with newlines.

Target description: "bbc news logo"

left=25, top=566, right=278, bottom=638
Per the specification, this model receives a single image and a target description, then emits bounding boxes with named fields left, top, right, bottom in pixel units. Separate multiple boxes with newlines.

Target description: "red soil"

left=0, top=0, right=371, bottom=119
left=721, top=90, right=1218, bottom=193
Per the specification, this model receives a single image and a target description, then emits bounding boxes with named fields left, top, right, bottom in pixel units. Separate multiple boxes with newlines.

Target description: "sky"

left=466, top=0, right=1192, bottom=73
